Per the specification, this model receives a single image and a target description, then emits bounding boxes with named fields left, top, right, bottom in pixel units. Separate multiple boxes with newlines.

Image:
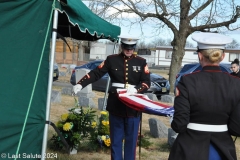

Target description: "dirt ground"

left=46, top=68, right=240, bottom=160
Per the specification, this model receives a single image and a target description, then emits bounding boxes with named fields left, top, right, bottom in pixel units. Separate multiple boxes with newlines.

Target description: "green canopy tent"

left=56, top=0, right=120, bottom=41
left=0, top=0, right=120, bottom=159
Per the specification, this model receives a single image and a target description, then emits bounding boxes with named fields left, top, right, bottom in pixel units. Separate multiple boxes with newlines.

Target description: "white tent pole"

left=41, top=9, right=59, bottom=160
left=103, top=40, right=120, bottom=110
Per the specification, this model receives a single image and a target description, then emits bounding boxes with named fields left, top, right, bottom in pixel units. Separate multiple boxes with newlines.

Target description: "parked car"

left=70, top=60, right=170, bottom=97
left=53, top=63, right=59, bottom=81
left=174, top=63, right=232, bottom=90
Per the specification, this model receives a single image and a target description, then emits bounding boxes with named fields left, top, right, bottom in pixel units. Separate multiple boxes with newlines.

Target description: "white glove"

left=72, top=84, right=82, bottom=95
left=126, top=86, right=137, bottom=94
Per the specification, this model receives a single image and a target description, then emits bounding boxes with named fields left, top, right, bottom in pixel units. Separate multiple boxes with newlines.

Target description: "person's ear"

left=198, top=52, right=203, bottom=61
left=220, top=53, right=225, bottom=61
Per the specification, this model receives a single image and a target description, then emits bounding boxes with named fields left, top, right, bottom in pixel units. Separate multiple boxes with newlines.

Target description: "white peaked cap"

left=192, top=32, right=233, bottom=49
left=118, top=35, right=139, bottom=45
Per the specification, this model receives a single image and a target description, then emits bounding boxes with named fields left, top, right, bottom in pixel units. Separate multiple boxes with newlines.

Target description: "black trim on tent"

left=58, top=12, right=105, bottom=41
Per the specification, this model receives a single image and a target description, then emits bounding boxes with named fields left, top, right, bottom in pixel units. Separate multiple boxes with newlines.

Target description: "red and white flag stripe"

left=117, top=89, right=174, bottom=116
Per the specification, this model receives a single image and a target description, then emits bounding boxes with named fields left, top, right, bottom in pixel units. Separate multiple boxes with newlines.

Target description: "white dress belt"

left=112, top=83, right=136, bottom=88
left=187, top=123, right=228, bottom=132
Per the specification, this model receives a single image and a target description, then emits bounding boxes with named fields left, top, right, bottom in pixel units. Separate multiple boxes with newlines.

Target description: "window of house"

left=229, top=53, right=240, bottom=61
left=137, top=49, right=151, bottom=55
left=165, top=51, right=172, bottom=59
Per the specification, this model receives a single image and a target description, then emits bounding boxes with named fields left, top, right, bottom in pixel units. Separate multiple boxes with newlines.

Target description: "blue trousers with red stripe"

left=109, top=113, right=140, bottom=160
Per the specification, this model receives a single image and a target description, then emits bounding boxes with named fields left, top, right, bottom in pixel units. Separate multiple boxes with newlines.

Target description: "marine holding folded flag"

left=169, top=32, right=240, bottom=160
left=73, top=35, right=150, bottom=160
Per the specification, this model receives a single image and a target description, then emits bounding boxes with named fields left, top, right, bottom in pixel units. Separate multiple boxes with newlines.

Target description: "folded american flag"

left=117, top=89, right=174, bottom=116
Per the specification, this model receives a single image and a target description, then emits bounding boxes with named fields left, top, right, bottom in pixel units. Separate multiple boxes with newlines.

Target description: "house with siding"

left=55, top=39, right=240, bottom=67
left=154, top=46, right=240, bottom=66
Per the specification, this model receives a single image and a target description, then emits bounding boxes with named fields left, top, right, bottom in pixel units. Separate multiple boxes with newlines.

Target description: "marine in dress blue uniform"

left=169, top=32, right=240, bottom=160
left=73, top=35, right=150, bottom=160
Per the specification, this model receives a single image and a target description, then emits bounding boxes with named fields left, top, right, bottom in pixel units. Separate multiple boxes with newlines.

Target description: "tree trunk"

left=169, top=39, right=186, bottom=95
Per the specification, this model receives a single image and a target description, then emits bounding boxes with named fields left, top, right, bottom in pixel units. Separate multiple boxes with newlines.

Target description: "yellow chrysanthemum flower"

left=92, top=122, right=97, bottom=128
left=61, top=113, right=68, bottom=121
left=63, top=122, right=72, bottom=131
left=101, top=136, right=106, bottom=140
left=104, top=138, right=111, bottom=147
left=102, top=120, right=109, bottom=126
left=100, top=111, right=107, bottom=115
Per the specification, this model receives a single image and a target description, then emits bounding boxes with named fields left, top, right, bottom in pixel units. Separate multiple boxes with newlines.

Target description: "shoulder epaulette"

left=135, top=56, right=145, bottom=60
left=108, top=54, right=119, bottom=57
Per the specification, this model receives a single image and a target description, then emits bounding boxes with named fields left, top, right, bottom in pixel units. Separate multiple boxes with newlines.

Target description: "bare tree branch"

left=191, top=5, right=240, bottom=32
left=188, top=0, right=214, bottom=20
left=226, top=38, right=240, bottom=48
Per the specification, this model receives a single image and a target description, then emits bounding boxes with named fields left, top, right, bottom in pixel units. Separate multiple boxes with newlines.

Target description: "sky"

left=83, top=1, right=240, bottom=47
left=118, top=23, right=240, bottom=47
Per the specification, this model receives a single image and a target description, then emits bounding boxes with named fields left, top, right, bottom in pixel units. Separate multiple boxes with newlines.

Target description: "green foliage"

left=138, top=134, right=152, bottom=149
left=97, top=111, right=110, bottom=135
left=50, top=97, right=96, bottom=151
left=139, top=137, right=152, bottom=148
left=89, top=111, right=111, bottom=150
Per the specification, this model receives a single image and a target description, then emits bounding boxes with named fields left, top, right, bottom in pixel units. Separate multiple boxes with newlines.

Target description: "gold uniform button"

left=126, top=64, right=128, bottom=66
left=126, top=77, right=128, bottom=80
left=126, top=73, right=128, bottom=75
left=126, top=68, right=128, bottom=71
left=115, top=69, right=117, bottom=70
left=125, top=60, right=127, bottom=62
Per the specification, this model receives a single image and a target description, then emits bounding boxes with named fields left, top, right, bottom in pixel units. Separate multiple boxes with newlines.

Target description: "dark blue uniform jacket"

left=169, top=66, right=240, bottom=160
left=77, top=52, right=150, bottom=117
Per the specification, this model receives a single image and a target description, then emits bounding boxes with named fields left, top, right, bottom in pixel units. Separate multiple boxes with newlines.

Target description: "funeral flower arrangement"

left=50, top=98, right=96, bottom=151
left=89, top=111, right=111, bottom=150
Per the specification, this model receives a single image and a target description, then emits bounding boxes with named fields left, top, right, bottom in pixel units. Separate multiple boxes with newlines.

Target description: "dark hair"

left=231, top=58, right=239, bottom=65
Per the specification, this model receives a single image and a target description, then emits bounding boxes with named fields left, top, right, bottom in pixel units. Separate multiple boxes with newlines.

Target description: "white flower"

left=74, top=108, right=81, bottom=114
left=68, top=108, right=82, bottom=114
